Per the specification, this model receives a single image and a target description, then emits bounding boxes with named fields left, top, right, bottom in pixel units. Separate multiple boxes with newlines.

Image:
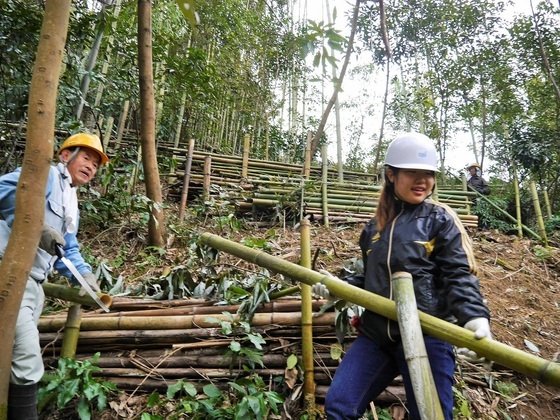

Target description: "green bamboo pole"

left=199, top=232, right=560, bottom=388
left=321, top=144, right=329, bottom=228
left=242, top=134, right=250, bottom=180
left=179, top=138, right=195, bottom=221
left=300, top=219, right=316, bottom=415
left=39, top=311, right=336, bottom=332
left=60, top=304, right=82, bottom=358
left=543, top=189, right=552, bottom=220
left=530, top=181, right=548, bottom=247
left=461, top=173, right=471, bottom=214
left=304, top=131, right=311, bottom=179
left=203, top=156, right=211, bottom=202
left=268, top=286, right=300, bottom=300
left=42, top=283, right=113, bottom=308
left=512, top=167, right=523, bottom=238
left=393, top=272, right=443, bottom=419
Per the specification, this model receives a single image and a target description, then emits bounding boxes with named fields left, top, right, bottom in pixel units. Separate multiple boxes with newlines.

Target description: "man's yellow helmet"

left=58, top=133, right=109, bottom=165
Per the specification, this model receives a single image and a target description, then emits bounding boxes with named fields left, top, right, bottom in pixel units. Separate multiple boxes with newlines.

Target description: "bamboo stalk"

left=200, top=232, right=560, bottom=388
left=543, top=189, right=552, bottom=219
left=530, top=181, right=548, bottom=246
left=242, top=134, right=250, bottom=179
left=179, top=138, right=195, bottom=221
left=39, top=311, right=336, bottom=332
left=300, top=219, right=316, bottom=411
left=42, top=283, right=113, bottom=309
left=60, top=304, right=82, bottom=359
left=42, top=298, right=324, bottom=319
left=203, top=155, right=211, bottom=201
left=304, top=131, right=311, bottom=179
left=393, top=272, right=443, bottom=419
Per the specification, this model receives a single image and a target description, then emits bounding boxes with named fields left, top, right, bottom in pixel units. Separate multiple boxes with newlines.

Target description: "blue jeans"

left=325, top=334, right=455, bottom=419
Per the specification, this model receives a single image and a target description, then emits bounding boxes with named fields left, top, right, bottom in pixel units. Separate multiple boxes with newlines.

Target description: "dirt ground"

left=46, top=218, right=560, bottom=419
left=211, top=223, right=560, bottom=419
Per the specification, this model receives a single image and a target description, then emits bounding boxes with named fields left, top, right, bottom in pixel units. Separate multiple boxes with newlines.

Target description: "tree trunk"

left=0, top=0, right=71, bottom=415
left=309, top=0, right=361, bottom=158
left=74, top=3, right=107, bottom=121
left=138, top=0, right=165, bottom=247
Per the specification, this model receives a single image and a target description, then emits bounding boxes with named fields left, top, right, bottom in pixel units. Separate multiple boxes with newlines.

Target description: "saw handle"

left=55, top=244, right=65, bottom=259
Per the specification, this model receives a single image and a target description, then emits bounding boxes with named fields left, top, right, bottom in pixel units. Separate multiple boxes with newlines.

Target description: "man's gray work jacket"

left=0, top=164, right=91, bottom=282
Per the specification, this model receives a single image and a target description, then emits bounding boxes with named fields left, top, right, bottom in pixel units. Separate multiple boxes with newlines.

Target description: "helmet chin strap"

left=59, top=146, right=81, bottom=187
left=59, top=146, right=81, bottom=166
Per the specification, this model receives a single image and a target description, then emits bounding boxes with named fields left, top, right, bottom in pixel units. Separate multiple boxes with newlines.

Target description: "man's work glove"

left=78, top=272, right=101, bottom=296
left=39, top=224, right=66, bottom=255
left=312, top=282, right=336, bottom=301
left=458, top=317, right=492, bottom=362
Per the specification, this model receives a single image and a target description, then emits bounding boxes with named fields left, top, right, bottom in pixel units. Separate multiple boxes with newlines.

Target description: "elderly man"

left=0, top=133, right=108, bottom=419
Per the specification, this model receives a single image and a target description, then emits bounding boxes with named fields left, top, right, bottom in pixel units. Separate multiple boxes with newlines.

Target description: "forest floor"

left=41, top=214, right=560, bottom=419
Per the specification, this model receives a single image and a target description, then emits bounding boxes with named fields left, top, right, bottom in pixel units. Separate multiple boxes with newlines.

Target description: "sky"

left=291, top=0, right=548, bottom=177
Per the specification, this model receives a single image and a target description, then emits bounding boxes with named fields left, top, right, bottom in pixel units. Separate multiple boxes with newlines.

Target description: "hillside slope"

left=44, top=218, right=560, bottom=419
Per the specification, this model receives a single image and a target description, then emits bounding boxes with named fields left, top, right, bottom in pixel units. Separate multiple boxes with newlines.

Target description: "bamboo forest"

left=0, top=0, right=560, bottom=419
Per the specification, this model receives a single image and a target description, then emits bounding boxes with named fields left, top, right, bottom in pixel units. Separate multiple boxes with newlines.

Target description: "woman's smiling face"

left=386, top=168, right=435, bottom=205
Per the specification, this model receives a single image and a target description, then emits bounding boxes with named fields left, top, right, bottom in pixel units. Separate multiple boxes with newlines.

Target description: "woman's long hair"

left=375, top=166, right=399, bottom=231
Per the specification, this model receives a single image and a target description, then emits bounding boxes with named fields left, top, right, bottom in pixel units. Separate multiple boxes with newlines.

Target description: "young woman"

left=316, top=132, right=491, bottom=419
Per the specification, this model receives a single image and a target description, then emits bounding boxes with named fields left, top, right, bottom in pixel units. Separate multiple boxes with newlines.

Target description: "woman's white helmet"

left=384, top=132, right=439, bottom=172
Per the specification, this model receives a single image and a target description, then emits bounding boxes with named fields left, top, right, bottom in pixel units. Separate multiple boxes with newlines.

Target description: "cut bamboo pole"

left=321, top=144, right=329, bottom=228
left=203, top=156, right=211, bottom=201
left=41, top=298, right=324, bottom=319
left=42, top=283, right=113, bottom=309
left=393, top=272, right=443, bottom=420
left=39, top=311, right=336, bottom=332
left=242, top=134, right=250, bottom=179
left=60, top=304, right=82, bottom=358
left=200, top=232, right=560, bottom=388
left=300, top=219, right=316, bottom=413
left=179, top=138, right=195, bottom=221
left=304, top=130, right=311, bottom=179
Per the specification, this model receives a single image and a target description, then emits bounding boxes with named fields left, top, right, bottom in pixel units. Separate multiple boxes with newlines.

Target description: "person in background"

left=466, top=163, right=491, bottom=197
left=0, top=133, right=108, bottom=420
left=313, top=133, right=491, bottom=419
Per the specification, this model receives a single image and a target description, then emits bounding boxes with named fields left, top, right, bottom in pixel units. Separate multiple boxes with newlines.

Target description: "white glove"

left=78, top=272, right=101, bottom=296
left=312, top=282, right=335, bottom=301
left=458, top=318, right=492, bottom=363
left=464, top=317, right=492, bottom=340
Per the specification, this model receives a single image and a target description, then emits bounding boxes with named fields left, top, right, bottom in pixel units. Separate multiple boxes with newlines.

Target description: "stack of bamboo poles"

left=161, top=147, right=478, bottom=228
left=38, top=297, right=405, bottom=403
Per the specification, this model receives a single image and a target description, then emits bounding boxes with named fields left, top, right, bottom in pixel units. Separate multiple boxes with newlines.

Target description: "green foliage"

left=544, top=215, right=560, bottom=235
left=471, top=196, right=515, bottom=232
left=533, top=245, right=551, bottom=262
left=205, top=311, right=267, bottom=370
left=38, top=353, right=117, bottom=419
left=145, top=374, right=284, bottom=419
left=360, top=406, right=393, bottom=420
left=452, top=382, right=473, bottom=419
left=493, top=380, right=519, bottom=397
left=143, top=309, right=283, bottom=419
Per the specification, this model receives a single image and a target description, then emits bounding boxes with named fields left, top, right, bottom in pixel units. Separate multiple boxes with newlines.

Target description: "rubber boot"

left=7, top=383, right=38, bottom=420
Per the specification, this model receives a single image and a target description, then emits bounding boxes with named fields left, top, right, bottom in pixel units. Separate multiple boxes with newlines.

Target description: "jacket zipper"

left=386, top=207, right=404, bottom=342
